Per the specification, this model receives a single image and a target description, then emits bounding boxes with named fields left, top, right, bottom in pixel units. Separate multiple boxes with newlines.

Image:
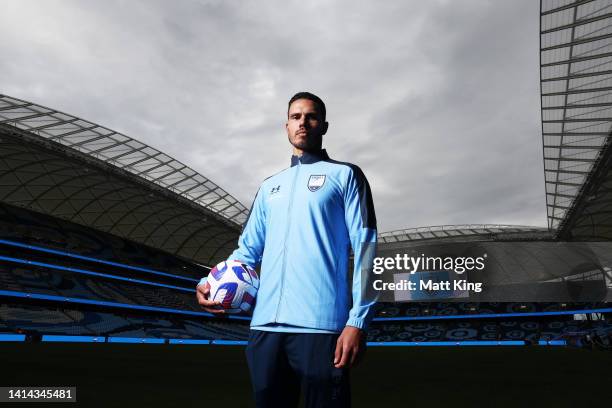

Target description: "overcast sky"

left=0, top=0, right=545, bottom=232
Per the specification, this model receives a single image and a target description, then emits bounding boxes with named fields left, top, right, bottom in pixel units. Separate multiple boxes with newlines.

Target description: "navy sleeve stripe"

left=241, top=187, right=262, bottom=232
left=352, top=165, right=377, bottom=229
left=325, top=159, right=377, bottom=229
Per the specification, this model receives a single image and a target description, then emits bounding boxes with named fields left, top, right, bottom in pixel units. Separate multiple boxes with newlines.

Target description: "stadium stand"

left=2, top=300, right=609, bottom=347
left=0, top=212, right=609, bottom=346
left=366, top=317, right=612, bottom=343
left=374, top=301, right=610, bottom=318
left=0, top=303, right=249, bottom=341
left=0, top=202, right=209, bottom=279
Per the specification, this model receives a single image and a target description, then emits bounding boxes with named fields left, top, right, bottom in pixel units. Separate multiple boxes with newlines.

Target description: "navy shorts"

left=245, top=330, right=351, bottom=408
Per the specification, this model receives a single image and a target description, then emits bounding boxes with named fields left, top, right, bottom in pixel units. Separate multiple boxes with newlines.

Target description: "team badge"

left=307, top=175, right=326, bottom=192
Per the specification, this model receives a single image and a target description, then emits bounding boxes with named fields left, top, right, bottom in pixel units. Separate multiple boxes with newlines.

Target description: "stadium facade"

left=0, top=0, right=610, bottom=347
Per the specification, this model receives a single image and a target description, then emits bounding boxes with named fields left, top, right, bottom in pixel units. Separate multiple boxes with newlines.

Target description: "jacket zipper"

left=275, top=160, right=300, bottom=322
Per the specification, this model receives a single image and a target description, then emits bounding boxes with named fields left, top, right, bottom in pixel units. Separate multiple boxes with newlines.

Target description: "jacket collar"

left=290, top=149, right=329, bottom=167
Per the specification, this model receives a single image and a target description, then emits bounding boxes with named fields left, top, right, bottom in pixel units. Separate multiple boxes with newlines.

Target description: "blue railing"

left=0, top=255, right=195, bottom=292
left=0, top=333, right=27, bottom=342
left=0, top=289, right=251, bottom=321
left=0, top=334, right=568, bottom=347
left=0, top=238, right=201, bottom=283
left=0, top=288, right=608, bottom=323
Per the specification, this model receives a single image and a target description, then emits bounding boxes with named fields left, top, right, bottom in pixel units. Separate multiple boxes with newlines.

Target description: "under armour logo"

left=271, top=185, right=281, bottom=194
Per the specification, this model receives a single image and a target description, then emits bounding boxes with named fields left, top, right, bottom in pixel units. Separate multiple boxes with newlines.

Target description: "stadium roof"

left=378, top=224, right=551, bottom=244
left=540, top=0, right=612, bottom=234
left=556, top=136, right=612, bottom=239
left=0, top=94, right=247, bottom=265
left=0, top=94, right=248, bottom=225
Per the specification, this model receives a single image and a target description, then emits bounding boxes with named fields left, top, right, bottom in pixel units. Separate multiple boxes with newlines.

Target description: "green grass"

left=2, top=343, right=611, bottom=407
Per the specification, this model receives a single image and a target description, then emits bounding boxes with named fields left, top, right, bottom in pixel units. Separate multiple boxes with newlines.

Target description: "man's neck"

left=292, top=147, right=323, bottom=157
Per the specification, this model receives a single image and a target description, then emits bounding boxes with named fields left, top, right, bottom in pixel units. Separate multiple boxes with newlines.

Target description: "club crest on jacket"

left=307, top=175, right=326, bottom=192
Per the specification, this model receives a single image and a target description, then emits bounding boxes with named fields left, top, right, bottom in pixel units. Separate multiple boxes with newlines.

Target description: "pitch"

left=2, top=343, right=610, bottom=407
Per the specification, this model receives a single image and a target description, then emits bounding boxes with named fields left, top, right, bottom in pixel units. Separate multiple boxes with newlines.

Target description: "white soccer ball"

left=204, top=260, right=259, bottom=314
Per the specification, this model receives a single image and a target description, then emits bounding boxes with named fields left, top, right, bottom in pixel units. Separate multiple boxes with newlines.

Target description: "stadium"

left=2, top=0, right=612, bottom=406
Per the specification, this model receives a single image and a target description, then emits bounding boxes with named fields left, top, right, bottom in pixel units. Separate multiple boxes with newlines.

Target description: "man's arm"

left=196, top=187, right=267, bottom=313
left=335, top=166, right=378, bottom=368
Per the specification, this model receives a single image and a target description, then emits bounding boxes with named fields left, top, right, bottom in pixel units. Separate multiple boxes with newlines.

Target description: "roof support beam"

left=544, top=144, right=607, bottom=149
left=546, top=192, right=577, bottom=199
left=544, top=157, right=597, bottom=162
left=543, top=102, right=612, bottom=109
left=543, top=132, right=611, bottom=136
left=541, top=51, right=612, bottom=68
left=541, top=33, right=612, bottom=52
left=546, top=180, right=584, bottom=187
left=542, top=86, right=612, bottom=97
left=541, top=11, right=612, bottom=35
left=0, top=102, right=32, bottom=111
left=541, top=0, right=595, bottom=16
left=0, top=111, right=55, bottom=124
left=545, top=168, right=590, bottom=175
left=47, top=124, right=99, bottom=141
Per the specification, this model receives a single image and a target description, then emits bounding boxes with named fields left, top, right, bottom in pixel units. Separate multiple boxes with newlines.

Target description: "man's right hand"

left=196, top=283, right=226, bottom=314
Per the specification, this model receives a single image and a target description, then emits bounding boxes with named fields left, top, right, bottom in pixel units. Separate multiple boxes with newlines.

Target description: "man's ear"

left=322, top=121, right=329, bottom=135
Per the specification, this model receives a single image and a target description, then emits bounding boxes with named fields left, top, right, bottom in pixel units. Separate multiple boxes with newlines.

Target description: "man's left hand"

left=333, top=326, right=366, bottom=369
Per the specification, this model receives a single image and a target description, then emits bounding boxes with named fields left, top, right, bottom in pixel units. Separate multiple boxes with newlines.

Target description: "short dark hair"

left=288, top=92, right=326, bottom=121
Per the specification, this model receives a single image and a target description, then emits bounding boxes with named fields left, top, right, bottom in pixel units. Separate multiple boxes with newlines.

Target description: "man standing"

left=196, top=92, right=378, bottom=408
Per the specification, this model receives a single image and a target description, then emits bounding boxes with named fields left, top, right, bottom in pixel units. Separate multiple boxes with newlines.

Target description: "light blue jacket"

left=200, top=149, right=378, bottom=332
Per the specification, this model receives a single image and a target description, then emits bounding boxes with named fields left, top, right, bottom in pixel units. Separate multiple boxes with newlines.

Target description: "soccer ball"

left=204, top=260, right=259, bottom=314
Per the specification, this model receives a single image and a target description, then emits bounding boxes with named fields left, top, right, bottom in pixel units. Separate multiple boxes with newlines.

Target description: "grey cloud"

left=0, top=0, right=546, bottom=232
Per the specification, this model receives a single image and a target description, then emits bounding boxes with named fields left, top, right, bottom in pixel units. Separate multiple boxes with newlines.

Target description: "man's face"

left=286, top=98, right=328, bottom=152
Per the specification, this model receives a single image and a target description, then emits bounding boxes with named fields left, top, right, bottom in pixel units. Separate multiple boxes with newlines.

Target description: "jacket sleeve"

left=343, top=167, right=378, bottom=330
left=197, top=186, right=267, bottom=288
